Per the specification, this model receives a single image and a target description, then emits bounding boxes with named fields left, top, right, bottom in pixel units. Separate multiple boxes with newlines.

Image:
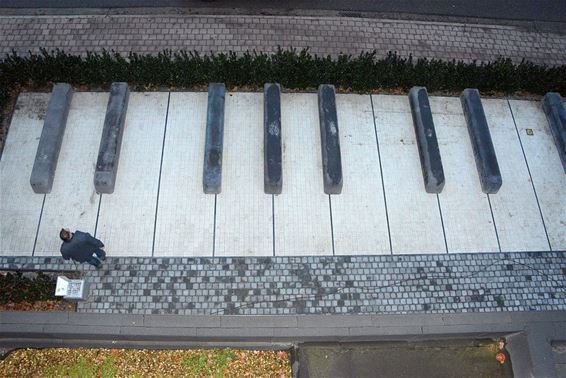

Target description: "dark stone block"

left=542, top=92, right=566, bottom=173
left=408, top=86, right=445, bottom=193
left=460, top=89, right=502, bottom=194
left=318, top=84, right=343, bottom=194
left=264, top=83, right=282, bottom=194
left=94, top=82, right=130, bottom=194
left=203, top=83, right=225, bottom=194
left=30, top=83, right=73, bottom=193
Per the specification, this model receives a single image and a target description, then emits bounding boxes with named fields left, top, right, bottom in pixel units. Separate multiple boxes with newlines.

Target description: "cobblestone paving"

left=2, top=252, right=564, bottom=315
left=1, top=14, right=565, bottom=65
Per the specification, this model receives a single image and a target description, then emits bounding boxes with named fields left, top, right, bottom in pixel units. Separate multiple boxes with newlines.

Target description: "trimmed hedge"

left=1, top=48, right=565, bottom=118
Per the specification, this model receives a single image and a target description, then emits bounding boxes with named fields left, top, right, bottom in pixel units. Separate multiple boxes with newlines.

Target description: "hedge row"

left=1, top=48, right=565, bottom=115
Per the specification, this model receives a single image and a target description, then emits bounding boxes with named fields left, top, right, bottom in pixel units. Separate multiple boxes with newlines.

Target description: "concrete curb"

left=30, top=83, right=73, bottom=194
left=264, top=83, right=282, bottom=194
left=318, top=84, right=343, bottom=194
left=542, top=92, right=566, bottom=174
left=461, top=88, right=502, bottom=194
left=94, top=82, right=129, bottom=194
left=408, top=86, right=445, bottom=193
left=203, top=83, right=225, bottom=194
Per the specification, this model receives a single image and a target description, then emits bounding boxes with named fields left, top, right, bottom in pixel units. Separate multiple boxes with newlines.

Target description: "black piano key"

left=264, top=83, right=282, bottom=194
left=542, top=92, right=566, bottom=173
left=30, top=83, right=73, bottom=194
left=203, top=83, right=225, bottom=194
left=94, top=82, right=129, bottom=194
left=460, top=88, right=502, bottom=194
left=409, top=86, right=445, bottom=193
left=318, top=84, right=343, bottom=194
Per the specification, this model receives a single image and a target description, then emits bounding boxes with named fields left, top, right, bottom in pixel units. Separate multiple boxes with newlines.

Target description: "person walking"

left=59, top=228, right=106, bottom=269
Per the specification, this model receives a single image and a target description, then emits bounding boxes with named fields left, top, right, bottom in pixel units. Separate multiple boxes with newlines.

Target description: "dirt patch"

left=0, top=271, right=79, bottom=312
left=299, top=340, right=512, bottom=378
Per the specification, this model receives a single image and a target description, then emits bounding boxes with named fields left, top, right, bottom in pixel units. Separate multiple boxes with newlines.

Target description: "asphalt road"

left=1, top=0, right=565, bottom=23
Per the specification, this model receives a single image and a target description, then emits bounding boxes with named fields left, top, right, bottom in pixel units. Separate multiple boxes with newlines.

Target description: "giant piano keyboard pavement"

left=1, top=83, right=565, bottom=258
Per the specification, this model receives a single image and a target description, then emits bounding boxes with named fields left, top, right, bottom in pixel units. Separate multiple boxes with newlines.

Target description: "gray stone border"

left=461, top=88, right=502, bottom=194
left=264, top=83, right=282, bottom=194
left=409, top=86, right=445, bottom=193
left=203, top=83, right=225, bottom=194
left=94, top=82, right=129, bottom=194
left=30, top=83, right=73, bottom=194
left=318, top=84, right=343, bottom=194
left=542, top=92, right=566, bottom=174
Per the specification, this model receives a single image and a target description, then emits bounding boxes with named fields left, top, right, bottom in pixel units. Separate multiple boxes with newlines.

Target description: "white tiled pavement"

left=1, top=91, right=563, bottom=257
left=274, top=93, right=333, bottom=256
left=483, top=99, right=550, bottom=252
left=372, top=95, right=446, bottom=254
left=34, top=93, right=107, bottom=255
left=153, top=92, right=215, bottom=257
left=0, top=93, right=49, bottom=255
left=331, top=94, right=389, bottom=255
left=431, top=97, right=499, bottom=253
left=215, top=93, right=273, bottom=256
left=509, top=100, right=566, bottom=251
left=95, top=92, right=168, bottom=256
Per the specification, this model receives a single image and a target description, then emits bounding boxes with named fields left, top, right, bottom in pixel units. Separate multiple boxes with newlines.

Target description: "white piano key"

left=275, top=93, right=333, bottom=255
left=483, top=99, right=549, bottom=252
left=0, top=93, right=49, bottom=255
left=331, top=94, right=389, bottom=255
left=509, top=100, right=566, bottom=251
left=34, top=93, right=107, bottom=255
left=96, top=92, right=168, bottom=256
left=372, top=95, right=445, bottom=254
left=430, top=96, right=499, bottom=253
left=215, top=93, right=273, bottom=256
left=153, top=92, right=215, bottom=256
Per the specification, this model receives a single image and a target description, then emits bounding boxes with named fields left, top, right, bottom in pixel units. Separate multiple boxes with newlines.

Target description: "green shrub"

left=1, top=48, right=565, bottom=126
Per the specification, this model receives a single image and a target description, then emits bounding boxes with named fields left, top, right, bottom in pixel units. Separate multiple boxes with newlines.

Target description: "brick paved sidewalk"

left=1, top=14, right=565, bottom=65
left=2, top=252, right=564, bottom=315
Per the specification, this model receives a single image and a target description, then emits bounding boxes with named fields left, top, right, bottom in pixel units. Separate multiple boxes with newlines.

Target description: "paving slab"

left=482, top=99, right=549, bottom=252
left=274, top=93, right=332, bottom=255
left=153, top=92, right=214, bottom=256
left=215, top=92, right=273, bottom=256
left=508, top=100, right=566, bottom=251
left=431, top=96, right=499, bottom=253
left=372, top=95, right=445, bottom=254
left=0, top=93, right=49, bottom=256
left=34, top=92, right=107, bottom=255
left=330, top=94, right=389, bottom=255
left=96, top=92, right=168, bottom=256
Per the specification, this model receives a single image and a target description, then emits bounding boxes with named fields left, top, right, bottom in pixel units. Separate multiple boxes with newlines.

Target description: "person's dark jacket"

left=60, top=231, right=104, bottom=263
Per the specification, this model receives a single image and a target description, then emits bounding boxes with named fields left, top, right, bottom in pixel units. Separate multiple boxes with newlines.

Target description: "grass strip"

left=0, top=348, right=291, bottom=378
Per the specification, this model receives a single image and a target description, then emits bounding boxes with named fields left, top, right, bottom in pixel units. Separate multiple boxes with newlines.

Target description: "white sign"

left=54, top=276, right=89, bottom=300
left=55, top=276, right=70, bottom=296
